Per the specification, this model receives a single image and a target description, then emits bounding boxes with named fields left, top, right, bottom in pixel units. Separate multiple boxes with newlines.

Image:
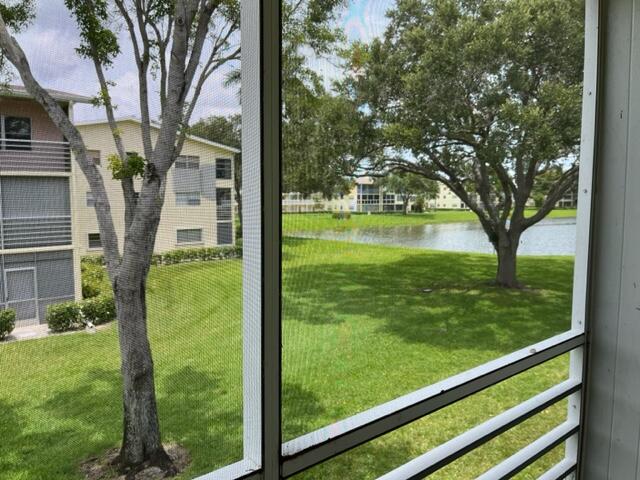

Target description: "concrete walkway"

left=6, top=323, right=51, bottom=342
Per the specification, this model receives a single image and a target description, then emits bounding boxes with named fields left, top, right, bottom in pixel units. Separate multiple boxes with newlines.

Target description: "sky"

left=12, top=0, right=394, bottom=123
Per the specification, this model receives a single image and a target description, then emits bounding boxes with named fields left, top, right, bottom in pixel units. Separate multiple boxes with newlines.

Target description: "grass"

left=0, top=239, right=574, bottom=479
left=282, top=208, right=577, bottom=233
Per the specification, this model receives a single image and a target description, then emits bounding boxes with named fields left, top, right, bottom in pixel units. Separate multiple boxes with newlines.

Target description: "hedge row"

left=82, top=244, right=242, bottom=268
left=47, top=295, right=116, bottom=333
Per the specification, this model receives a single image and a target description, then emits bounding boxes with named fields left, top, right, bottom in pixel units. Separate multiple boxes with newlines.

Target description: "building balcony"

left=0, top=139, right=71, bottom=173
left=1, top=215, right=72, bottom=249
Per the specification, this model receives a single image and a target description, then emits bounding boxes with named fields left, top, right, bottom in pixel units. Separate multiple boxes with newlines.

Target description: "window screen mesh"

left=281, top=2, right=584, bottom=479
left=0, top=2, right=244, bottom=479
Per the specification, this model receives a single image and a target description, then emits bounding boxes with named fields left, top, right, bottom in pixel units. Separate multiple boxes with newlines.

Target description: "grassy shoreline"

left=0, top=239, right=573, bottom=479
left=283, top=209, right=577, bottom=233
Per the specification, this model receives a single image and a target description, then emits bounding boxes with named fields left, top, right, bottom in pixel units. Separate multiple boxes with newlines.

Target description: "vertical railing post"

left=242, top=0, right=282, bottom=478
left=567, top=0, right=602, bottom=475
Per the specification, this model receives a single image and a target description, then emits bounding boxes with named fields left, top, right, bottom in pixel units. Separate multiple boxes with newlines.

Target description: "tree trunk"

left=403, top=198, right=409, bottom=215
left=114, top=279, right=173, bottom=473
left=495, top=231, right=521, bottom=288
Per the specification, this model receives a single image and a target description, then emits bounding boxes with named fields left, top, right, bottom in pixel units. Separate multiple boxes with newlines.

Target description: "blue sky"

left=12, top=1, right=394, bottom=122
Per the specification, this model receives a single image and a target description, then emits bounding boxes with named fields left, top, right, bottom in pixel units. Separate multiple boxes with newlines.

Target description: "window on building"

left=88, top=150, right=101, bottom=165
left=216, top=188, right=232, bottom=221
left=177, top=228, right=202, bottom=245
left=176, top=192, right=201, bottom=206
left=217, top=222, right=233, bottom=245
left=88, top=233, right=102, bottom=249
left=175, top=155, right=200, bottom=169
left=3, top=116, right=31, bottom=150
left=216, top=158, right=232, bottom=179
left=86, top=191, right=95, bottom=207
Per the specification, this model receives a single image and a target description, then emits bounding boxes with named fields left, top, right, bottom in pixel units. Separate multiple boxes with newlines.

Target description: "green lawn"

left=283, top=208, right=577, bottom=233
left=0, top=239, right=574, bottom=479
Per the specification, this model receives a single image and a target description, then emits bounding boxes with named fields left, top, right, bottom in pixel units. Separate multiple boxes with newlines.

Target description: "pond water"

left=293, top=217, right=577, bottom=256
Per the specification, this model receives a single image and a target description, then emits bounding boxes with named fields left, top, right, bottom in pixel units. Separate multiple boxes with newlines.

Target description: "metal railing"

left=0, top=139, right=71, bottom=172
left=2, top=215, right=72, bottom=249
left=217, top=204, right=233, bottom=221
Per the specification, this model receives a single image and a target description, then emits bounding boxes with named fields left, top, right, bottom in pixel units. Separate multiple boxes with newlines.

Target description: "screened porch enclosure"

left=203, top=0, right=639, bottom=478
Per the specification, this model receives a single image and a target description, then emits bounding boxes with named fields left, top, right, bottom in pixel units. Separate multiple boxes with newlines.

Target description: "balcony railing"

left=0, top=139, right=71, bottom=173
left=2, top=216, right=72, bottom=249
left=217, top=205, right=233, bottom=221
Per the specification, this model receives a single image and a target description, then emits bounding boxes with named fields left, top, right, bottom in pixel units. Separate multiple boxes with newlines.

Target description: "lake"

left=293, top=217, right=577, bottom=256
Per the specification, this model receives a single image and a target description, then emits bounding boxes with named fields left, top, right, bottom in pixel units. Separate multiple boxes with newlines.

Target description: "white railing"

left=0, top=139, right=71, bottom=172
left=2, top=215, right=72, bottom=249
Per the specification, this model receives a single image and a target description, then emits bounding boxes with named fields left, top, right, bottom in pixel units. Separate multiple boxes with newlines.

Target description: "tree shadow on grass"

left=283, top=239, right=573, bottom=354
left=1, top=365, right=243, bottom=480
left=282, top=382, right=326, bottom=441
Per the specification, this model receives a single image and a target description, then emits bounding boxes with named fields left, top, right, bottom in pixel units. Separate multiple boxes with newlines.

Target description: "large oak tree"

left=346, top=0, right=584, bottom=287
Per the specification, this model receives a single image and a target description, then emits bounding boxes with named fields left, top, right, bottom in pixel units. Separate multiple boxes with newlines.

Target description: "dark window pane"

left=88, top=233, right=102, bottom=249
left=4, top=116, right=31, bottom=150
left=177, top=228, right=202, bottom=244
left=216, top=158, right=232, bottom=179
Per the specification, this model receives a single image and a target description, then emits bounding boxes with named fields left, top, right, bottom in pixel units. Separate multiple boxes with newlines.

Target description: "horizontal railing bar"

left=281, top=330, right=584, bottom=478
left=376, top=379, right=581, bottom=480
left=194, top=460, right=261, bottom=480
left=0, top=138, right=70, bottom=145
left=475, top=421, right=579, bottom=480
left=537, top=458, right=577, bottom=480
left=3, top=216, right=71, bottom=221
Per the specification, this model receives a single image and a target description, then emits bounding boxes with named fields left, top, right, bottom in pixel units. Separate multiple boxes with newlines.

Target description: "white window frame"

left=1, top=115, right=32, bottom=150
left=87, top=232, right=102, bottom=250
left=216, top=157, right=233, bottom=180
left=197, top=1, right=600, bottom=478
left=175, top=155, right=200, bottom=169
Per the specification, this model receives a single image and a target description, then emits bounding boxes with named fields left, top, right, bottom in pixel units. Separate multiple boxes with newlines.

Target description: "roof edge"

left=74, top=116, right=241, bottom=154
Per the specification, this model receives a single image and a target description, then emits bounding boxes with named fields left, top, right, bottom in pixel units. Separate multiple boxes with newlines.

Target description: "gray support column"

left=580, top=0, right=640, bottom=478
left=241, top=0, right=282, bottom=478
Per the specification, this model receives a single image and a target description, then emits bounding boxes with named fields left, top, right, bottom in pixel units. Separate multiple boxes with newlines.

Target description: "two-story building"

left=73, top=117, right=239, bottom=254
left=0, top=86, right=88, bottom=327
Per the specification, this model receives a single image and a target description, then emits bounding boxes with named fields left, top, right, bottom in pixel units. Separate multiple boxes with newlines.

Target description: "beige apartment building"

left=74, top=117, right=239, bottom=255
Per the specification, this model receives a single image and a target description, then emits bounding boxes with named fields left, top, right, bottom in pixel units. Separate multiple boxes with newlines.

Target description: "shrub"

left=332, top=211, right=351, bottom=220
left=81, top=261, right=110, bottom=298
left=81, top=295, right=116, bottom=326
left=47, top=301, right=82, bottom=333
left=83, top=245, right=242, bottom=269
left=0, top=309, right=16, bottom=341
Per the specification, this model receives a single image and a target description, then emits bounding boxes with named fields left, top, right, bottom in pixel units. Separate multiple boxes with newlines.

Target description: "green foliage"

left=63, top=0, right=119, bottom=66
left=107, top=152, right=145, bottom=180
left=379, top=172, right=439, bottom=213
left=346, top=0, right=583, bottom=212
left=0, top=308, right=16, bottom=340
left=81, top=245, right=242, bottom=270
left=150, top=245, right=242, bottom=266
left=81, top=260, right=110, bottom=298
left=0, top=0, right=34, bottom=30
left=80, top=295, right=116, bottom=326
left=46, top=301, right=82, bottom=333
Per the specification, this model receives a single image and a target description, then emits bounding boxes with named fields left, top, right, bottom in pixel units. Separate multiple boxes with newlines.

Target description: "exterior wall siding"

left=0, top=95, right=81, bottom=327
left=581, top=0, right=640, bottom=477
left=74, top=120, right=237, bottom=254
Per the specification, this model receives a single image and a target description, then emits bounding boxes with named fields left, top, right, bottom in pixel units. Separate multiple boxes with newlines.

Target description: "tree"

left=378, top=171, right=438, bottom=214
left=191, top=115, right=242, bottom=225
left=281, top=0, right=377, bottom=198
left=0, top=0, right=240, bottom=474
left=346, top=0, right=584, bottom=287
